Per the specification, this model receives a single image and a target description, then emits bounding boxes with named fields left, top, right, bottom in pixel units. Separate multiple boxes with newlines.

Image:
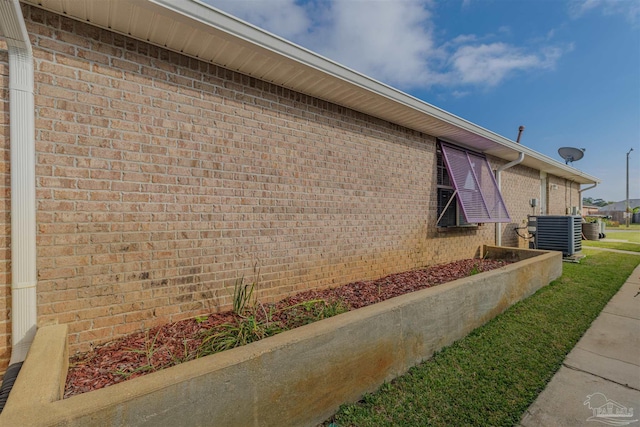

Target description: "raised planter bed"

left=0, top=246, right=561, bottom=427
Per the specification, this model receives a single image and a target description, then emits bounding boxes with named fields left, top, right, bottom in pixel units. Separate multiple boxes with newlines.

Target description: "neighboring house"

left=582, top=205, right=601, bottom=217
left=599, top=199, right=640, bottom=223
left=0, top=1, right=600, bottom=375
left=599, top=199, right=640, bottom=212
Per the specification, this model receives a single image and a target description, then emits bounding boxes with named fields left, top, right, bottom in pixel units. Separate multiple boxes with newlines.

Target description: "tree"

left=582, top=197, right=610, bottom=207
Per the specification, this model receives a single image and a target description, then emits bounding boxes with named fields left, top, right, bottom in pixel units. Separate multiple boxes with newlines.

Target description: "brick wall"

left=547, top=175, right=581, bottom=215
left=494, top=161, right=540, bottom=248
left=0, top=5, right=579, bottom=373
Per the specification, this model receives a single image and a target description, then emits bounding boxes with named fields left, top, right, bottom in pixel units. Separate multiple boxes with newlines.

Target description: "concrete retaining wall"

left=0, top=247, right=561, bottom=427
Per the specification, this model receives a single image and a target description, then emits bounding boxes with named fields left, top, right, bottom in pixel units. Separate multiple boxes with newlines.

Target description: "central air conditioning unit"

left=530, top=215, right=582, bottom=256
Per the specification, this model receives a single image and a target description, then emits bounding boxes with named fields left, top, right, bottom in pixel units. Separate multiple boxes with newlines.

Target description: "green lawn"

left=600, top=222, right=640, bottom=231
left=325, top=250, right=640, bottom=427
left=582, top=241, right=640, bottom=252
left=582, top=228, right=640, bottom=252
left=603, top=230, right=640, bottom=243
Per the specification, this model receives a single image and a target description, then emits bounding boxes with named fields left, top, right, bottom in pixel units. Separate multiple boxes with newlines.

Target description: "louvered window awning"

left=440, top=143, right=511, bottom=223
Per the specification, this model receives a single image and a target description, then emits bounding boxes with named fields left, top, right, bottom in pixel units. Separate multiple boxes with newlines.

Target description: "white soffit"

left=22, top=0, right=599, bottom=185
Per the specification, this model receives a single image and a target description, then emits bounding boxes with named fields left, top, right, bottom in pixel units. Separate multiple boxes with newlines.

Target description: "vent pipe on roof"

left=0, top=0, right=37, bottom=413
left=516, top=125, right=525, bottom=143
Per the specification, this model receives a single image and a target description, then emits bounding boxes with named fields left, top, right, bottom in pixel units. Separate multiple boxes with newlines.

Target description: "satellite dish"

left=558, top=147, right=585, bottom=165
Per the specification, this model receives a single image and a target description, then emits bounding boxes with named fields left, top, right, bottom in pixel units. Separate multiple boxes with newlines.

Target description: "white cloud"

left=204, top=0, right=566, bottom=91
left=569, top=0, right=640, bottom=24
left=452, top=90, right=471, bottom=98
left=449, top=44, right=565, bottom=87
left=450, top=44, right=542, bottom=86
left=299, top=1, right=448, bottom=88
left=450, top=34, right=479, bottom=45
left=205, top=0, right=311, bottom=40
left=570, top=0, right=601, bottom=15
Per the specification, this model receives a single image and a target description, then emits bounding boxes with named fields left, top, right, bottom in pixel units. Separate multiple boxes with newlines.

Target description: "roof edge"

left=24, top=0, right=600, bottom=185
left=151, top=0, right=599, bottom=185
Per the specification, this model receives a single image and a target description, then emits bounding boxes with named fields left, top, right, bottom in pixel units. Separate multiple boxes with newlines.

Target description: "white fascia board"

left=18, top=0, right=589, bottom=185
left=151, top=0, right=503, bottom=137
left=149, top=0, right=599, bottom=185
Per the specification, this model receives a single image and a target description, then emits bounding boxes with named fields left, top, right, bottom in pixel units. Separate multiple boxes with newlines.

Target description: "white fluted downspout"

left=0, top=0, right=37, bottom=366
left=495, top=152, right=525, bottom=246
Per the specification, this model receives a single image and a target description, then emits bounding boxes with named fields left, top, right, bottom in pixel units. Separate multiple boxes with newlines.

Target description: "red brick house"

left=582, top=205, right=601, bottom=217
left=0, top=0, right=600, bottom=376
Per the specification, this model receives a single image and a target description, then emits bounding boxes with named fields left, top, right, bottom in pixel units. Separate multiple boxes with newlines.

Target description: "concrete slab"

left=602, top=281, right=640, bottom=319
left=565, top=348, right=640, bottom=390
left=520, top=367, right=640, bottom=427
left=624, top=273, right=640, bottom=286
left=571, top=312, right=640, bottom=368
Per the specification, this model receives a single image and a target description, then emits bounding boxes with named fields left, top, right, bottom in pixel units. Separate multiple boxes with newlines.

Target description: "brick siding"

left=0, top=5, right=582, bottom=373
left=493, top=162, right=540, bottom=248
left=547, top=175, right=581, bottom=215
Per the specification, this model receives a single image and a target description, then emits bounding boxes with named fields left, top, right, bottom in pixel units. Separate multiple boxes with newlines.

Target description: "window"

left=437, top=145, right=473, bottom=227
left=436, top=141, right=510, bottom=227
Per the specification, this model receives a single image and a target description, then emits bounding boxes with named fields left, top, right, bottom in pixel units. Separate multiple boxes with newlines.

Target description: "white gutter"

left=495, top=152, right=525, bottom=246
left=578, top=183, right=598, bottom=213
left=22, top=0, right=600, bottom=184
left=151, top=0, right=599, bottom=185
left=0, top=0, right=37, bottom=366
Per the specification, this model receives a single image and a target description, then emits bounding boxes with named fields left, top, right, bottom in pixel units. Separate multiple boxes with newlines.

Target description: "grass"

left=582, top=229, right=640, bottom=252
left=198, top=271, right=282, bottom=356
left=326, top=249, right=640, bottom=427
left=197, top=299, right=349, bottom=357
left=278, top=299, right=350, bottom=329
left=198, top=314, right=284, bottom=356
left=197, top=271, right=349, bottom=357
left=582, top=241, right=640, bottom=252
left=605, top=223, right=640, bottom=231
left=603, top=230, right=640, bottom=243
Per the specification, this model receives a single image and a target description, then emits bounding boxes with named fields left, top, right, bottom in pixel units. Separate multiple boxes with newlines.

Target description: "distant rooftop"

left=599, top=199, right=640, bottom=212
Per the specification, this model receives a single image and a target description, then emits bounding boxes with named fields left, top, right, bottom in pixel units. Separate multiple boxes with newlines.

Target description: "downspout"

left=495, top=152, right=525, bottom=246
left=578, top=182, right=598, bottom=214
left=0, top=0, right=37, bottom=411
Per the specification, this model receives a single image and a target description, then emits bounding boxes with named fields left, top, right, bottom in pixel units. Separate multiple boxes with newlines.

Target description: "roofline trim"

left=151, top=0, right=599, bottom=185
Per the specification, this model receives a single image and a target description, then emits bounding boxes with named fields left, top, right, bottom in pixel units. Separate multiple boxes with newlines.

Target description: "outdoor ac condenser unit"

left=533, top=215, right=582, bottom=256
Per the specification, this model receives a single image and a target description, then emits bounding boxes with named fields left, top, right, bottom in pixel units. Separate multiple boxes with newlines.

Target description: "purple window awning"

left=440, top=143, right=511, bottom=223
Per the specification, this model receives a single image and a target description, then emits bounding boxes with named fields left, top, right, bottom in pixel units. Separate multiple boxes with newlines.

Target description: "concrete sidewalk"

left=519, top=261, right=640, bottom=426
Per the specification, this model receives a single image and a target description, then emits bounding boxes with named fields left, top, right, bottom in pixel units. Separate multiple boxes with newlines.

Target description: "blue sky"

left=203, top=0, right=639, bottom=203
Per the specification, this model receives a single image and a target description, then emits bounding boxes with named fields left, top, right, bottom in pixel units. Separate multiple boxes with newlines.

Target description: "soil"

left=64, top=258, right=510, bottom=398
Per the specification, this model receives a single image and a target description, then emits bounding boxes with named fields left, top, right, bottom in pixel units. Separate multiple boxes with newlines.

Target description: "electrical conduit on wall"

left=0, top=0, right=37, bottom=412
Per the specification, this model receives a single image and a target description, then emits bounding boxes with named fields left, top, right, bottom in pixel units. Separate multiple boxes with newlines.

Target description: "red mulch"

left=64, top=258, right=510, bottom=398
